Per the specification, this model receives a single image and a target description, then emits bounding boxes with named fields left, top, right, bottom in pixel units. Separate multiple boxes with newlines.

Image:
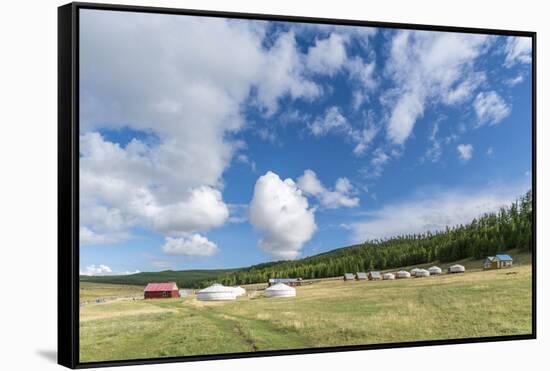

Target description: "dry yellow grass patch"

left=255, top=313, right=271, bottom=320
left=81, top=302, right=177, bottom=321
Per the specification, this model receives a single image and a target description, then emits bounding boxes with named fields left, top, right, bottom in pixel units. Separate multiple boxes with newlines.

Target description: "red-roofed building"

left=144, top=282, right=180, bottom=299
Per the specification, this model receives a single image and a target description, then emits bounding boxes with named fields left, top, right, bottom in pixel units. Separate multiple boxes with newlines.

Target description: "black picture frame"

left=58, top=2, right=537, bottom=369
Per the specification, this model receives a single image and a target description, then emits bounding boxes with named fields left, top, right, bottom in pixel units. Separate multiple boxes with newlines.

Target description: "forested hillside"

left=209, top=190, right=532, bottom=286
left=80, top=269, right=238, bottom=288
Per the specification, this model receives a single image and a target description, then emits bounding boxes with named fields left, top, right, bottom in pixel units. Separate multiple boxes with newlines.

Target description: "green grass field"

left=80, top=262, right=532, bottom=363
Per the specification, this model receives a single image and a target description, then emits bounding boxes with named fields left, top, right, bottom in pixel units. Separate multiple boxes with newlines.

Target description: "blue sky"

left=78, top=10, right=532, bottom=275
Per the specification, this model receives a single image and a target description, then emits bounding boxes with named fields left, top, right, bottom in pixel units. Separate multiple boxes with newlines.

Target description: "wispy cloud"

left=297, top=169, right=359, bottom=209
left=457, top=143, right=474, bottom=161
left=423, top=121, right=443, bottom=163
left=228, top=203, right=249, bottom=224
left=308, top=106, right=380, bottom=156
left=151, top=259, right=174, bottom=270
left=80, top=264, right=140, bottom=276
left=384, top=30, right=492, bottom=145
left=236, top=154, right=257, bottom=172
left=504, top=36, right=532, bottom=67
left=361, top=147, right=392, bottom=179
left=347, top=183, right=529, bottom=243
left=308, top=106, right=348, bottom=137
left=504, top=74, right=524, bottom=87
left=474, top=91, right=511, bottom=126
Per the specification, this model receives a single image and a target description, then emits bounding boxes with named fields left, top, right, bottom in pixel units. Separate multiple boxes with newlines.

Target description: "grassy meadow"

left=80, top=261, right=532, bottom=363
left=80, top=282, right=144, bottom=303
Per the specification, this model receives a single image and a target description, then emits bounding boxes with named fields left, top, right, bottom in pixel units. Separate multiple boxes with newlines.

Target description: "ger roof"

left=198, top=283, right=235, bottom=293
left=495, top=254, right=513, bottom=261
left=269, top=278, right=300, bottom=282
left=266, top=283, right=295, bottom=291
left=144, top=282, right=177, bottom=292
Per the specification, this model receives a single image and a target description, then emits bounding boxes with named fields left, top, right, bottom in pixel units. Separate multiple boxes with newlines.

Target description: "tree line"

left=203, top=190, right=532, bottom=287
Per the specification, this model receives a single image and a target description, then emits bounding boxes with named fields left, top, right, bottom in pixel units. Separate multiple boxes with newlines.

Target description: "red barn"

left=144, top=282, right=180, bottom=299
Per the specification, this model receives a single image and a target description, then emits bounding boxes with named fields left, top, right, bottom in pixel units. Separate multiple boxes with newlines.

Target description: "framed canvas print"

left=58, top=2, right=536, bottom=368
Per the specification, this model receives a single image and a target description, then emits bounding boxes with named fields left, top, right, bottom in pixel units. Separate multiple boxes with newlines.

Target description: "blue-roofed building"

left=484, top=254, right=513, bottom=269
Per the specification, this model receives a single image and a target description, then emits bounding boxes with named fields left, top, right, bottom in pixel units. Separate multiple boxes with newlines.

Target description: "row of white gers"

left=196, top=264, right=466, bottom=301
left=196, top=283, right=295, bottom=301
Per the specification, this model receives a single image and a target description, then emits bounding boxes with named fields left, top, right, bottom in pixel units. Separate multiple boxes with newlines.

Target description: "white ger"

left=197, top=283, right=237, bottom=301
left=428, top=266, right=442, bottom=275
left=232, top=286, right=246, bottom=296
left=264, top=283, right=296, bottom=298
left=448, top=264, right=466, bottom=273
left=415, top=269, right=430, bottom=277
left=395, top=270, right=411, bottom=279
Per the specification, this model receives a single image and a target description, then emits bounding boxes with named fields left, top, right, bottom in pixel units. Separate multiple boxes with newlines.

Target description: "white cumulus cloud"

left=161, top=235, right=219, bottom=256
left=79, top=11, right=327, bottom=250
left=151, top=187, right=229, bottom=236
left=306, top=33, right=348, bottom=75
left=80, top=133, right=230, bottom=245
left=297, top=169, right=359, bottom=209
left=249, top=171, right=316, bottom=260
